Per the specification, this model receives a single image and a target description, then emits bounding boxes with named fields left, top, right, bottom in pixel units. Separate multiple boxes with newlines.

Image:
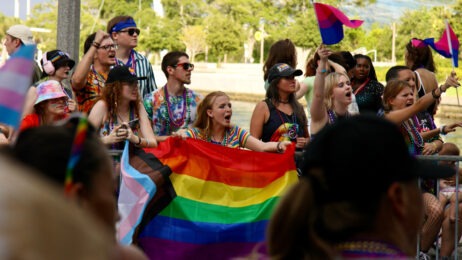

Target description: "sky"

left=0, top=0, right=454, bottom=24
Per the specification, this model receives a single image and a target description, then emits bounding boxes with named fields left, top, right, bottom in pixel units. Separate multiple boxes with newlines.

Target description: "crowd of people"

left=1, top=17, right=462, bottom=259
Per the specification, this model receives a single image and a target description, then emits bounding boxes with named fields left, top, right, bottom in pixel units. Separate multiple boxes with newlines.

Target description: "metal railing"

left=416, top=155, right=462, bottom=260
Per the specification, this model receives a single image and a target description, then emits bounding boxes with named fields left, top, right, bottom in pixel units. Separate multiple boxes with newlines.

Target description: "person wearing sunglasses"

left=19, top=80, right=69, bottom=132
left=143, top=51, right=202, bottom=142
left=71, top=30, right=117, bottom=113
left=107, top=16, right=157, bottom=99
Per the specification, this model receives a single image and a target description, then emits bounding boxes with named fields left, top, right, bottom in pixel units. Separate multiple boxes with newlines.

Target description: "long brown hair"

left=405, top=40, right=436, bottom=72
left=194, top=91, right=229, bottom=138
left=263, top=39, right=297, bottom=81
left=101, top=81, right=141, bottom=122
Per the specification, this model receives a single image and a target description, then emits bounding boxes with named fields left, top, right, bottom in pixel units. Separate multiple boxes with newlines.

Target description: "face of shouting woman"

left=207, top=95, right=232, bottom=128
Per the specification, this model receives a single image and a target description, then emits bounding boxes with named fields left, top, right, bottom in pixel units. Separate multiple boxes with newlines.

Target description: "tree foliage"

left=11, top=0, right=460, bottom=68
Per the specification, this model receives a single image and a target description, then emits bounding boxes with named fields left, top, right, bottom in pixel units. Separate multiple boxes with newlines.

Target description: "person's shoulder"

left=133, top=50, right=149, bottom=61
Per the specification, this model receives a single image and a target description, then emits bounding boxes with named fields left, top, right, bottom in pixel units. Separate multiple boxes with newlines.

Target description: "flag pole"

left=445, top=19, right=460, bottom=106
left=311, top=0, right=324, bottom=45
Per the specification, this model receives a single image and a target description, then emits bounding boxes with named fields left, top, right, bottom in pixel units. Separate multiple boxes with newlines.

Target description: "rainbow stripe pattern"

left=412, top=23, right=459, bottom=67
left=0, top=45, right=36, bottom=128
left=137, top=138, right=298, bottom=259
left=64, top=115, right=88, bottom=193
left=314, top=2, right=363, bottom=45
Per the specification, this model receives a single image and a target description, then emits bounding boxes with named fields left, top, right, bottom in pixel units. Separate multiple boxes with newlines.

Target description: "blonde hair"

left=324, top=72, right=349, bottom=110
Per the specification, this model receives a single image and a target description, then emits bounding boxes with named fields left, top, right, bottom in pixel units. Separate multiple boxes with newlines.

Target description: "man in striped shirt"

left=107, top=16, right=157, bottom=99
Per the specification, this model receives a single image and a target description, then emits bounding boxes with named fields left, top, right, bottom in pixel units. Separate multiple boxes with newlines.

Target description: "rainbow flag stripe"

left=137, top=138, right=298, bottom=259
left=0, top=45, right=36, bottom=128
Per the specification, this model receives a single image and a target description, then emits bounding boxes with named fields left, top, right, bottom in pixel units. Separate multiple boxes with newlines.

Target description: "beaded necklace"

left=91, top=65, right=106, bottom=88
left=336, top=240, right=408, bottom=258
left=108, top=106, right=135, bottom=150
left=207, top=129, right=229, bottom=146
left=117, top=50, right=136, bottom=72
left=402, top=118, right=424, bottom=155
left=276, top=108, right=299, bottom=140
left=327, top=109, right=349, bottom=124
left=163, top=85, right=192, bottom=133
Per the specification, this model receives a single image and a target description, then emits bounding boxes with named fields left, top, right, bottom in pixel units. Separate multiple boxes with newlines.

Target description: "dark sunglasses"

left=174, top=62, right=194, bottom=70
left=119, top=28, right=140, bottom=36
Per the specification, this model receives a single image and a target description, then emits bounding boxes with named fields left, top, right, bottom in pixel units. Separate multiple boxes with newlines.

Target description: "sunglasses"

left=98, top=44, right=118, bottom=51
left=174, top=62, right=195, bottom=70
left=119, top=28, right=140, bottom=36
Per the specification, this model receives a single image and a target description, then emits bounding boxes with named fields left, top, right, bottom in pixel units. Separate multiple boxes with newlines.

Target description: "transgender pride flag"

left=412, top=22, right=459, bottom=67
left=313, top=2, right=363, bottom=45
left=0, top=45, right=36, bottom=128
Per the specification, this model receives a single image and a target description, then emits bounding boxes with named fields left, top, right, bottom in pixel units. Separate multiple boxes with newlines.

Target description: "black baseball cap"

left=301, top=115, right=455, bottom=202
left=106, top=65, right=146, bottom=84
left=268, top=63, right=303, bottom=83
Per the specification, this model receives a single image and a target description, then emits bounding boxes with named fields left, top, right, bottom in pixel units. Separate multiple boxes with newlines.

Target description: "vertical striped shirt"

left=116, top=50, right=157, bottom=98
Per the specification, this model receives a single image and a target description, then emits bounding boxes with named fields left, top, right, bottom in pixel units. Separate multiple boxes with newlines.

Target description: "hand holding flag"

left=411, top=22, right=459, bottom=67
left=313, top=2, right=363, bottom=45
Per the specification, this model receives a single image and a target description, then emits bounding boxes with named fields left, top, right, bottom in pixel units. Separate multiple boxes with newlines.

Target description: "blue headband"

left=111, top=18, right=137, bottom=33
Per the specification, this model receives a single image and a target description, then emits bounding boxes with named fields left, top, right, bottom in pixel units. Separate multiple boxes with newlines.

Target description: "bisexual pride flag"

left=0, top=45, right=36, bottom=128
left=135, top=138, right=298, bottom=259
left=313, top=2, right=363, bottom=45
left=412, top=23, right=459, bottom=67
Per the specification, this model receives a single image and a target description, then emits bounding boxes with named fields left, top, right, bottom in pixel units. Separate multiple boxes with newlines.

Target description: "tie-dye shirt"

left=73, top=65, right=107, bottom=113
left=143, top=86, right=202, bottom=136
left=186, top=125, right=250, bottom=148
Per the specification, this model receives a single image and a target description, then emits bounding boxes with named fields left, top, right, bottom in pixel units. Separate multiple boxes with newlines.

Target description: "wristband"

left=431, top=88, right=441, bottom=99
left=440, top=125, right=447, bottom=135
left=317, top=68, right=328, bottom=74
left=276, top=142, right=283, bottom=153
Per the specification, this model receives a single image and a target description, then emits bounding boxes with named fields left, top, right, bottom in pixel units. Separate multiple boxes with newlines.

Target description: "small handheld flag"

left=313, top=2, right=363, bottom=45
left=411, top=22, right=459, bottom=67
left=0, top=45, right=36, bottom=128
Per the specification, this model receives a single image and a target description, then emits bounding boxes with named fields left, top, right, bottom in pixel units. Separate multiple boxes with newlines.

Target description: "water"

left=231, top=101, right=462, bottom=150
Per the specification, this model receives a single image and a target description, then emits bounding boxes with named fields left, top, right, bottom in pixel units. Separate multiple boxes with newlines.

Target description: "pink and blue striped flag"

left=313, top=2, right=363, bottom=45
left=0, top=45, right=36, bottom=128
left=411, top=23, right=459, bottom=67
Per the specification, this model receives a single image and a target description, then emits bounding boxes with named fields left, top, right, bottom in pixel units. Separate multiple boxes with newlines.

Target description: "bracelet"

left=431, top=87, right=441, bottom=99
left=92, top=41, right=100, bottom=48
left=440, top=84, right=447, bottom=93
left=136, top=136, right=142, bottom=145
left=440, top=125, right=447, bottom=135
left=276, top=142, right=283, bottom=153
left=317, top=68, right=328, bottom=74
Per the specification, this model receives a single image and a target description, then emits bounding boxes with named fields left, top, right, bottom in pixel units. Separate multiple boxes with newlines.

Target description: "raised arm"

left=310, top=46, right=331, bottom=134
left=386, top=72, right=460, bottom=125
left=71, top=30, right=109, bottom=91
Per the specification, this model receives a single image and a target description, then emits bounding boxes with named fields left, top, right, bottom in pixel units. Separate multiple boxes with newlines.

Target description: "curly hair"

left=101, top=81, right=141, bottom=122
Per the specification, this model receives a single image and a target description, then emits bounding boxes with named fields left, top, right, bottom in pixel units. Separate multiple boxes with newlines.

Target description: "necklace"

left=278, top=99, right=289, bottom=104
left=276, top=108, right=298, bottom=140
left=162, top=86, right=192, bottom=134
left=336, top=240, right=407, bottom=258
left=327, top=109, right=349, bottom=124
left=402, top=118, right=424, bottom=155
left=208, top=130, right=228, bottom=146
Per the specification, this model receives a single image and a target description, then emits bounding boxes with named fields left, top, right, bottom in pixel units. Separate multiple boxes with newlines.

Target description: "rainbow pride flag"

left=0, top=45, right=36, bottom=128
left=136, top=138, right=298, bottom=259
left=412, top=23, right=459, bottom=67
left=313, top=2, right=363, bottom=45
